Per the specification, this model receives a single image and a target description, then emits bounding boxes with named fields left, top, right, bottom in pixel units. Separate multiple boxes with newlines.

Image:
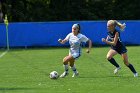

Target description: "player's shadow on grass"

left=0, top=87, right=35, bottom=91
left=79, top=75, right=125, bottom=78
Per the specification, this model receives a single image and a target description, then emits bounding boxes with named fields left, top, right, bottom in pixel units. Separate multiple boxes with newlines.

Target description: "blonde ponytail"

left=114, top=20, right=126, bottom=31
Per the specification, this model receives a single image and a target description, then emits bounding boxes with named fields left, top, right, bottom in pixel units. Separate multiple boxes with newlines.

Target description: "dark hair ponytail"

left=77, top=23, right=80, bottom=33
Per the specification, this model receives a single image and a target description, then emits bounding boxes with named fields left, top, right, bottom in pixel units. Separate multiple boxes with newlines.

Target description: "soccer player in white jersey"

left=58, top=23, right=92, bottom=78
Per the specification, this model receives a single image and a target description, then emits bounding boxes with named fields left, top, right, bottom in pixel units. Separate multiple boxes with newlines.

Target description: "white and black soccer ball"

left=50, top=71, right=59, bottom=79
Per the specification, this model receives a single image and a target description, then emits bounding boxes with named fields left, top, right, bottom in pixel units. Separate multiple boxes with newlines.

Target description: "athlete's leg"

left=69, top=58, right=75, bottom=67
left=121, top=53, right=129, bottom=66
left=60, top=55, right=74, bottom=78
left=107, top=49, right=120, bottom=68
left=121, top=53, right=138, bottom=77
left=107, top=49, right=121, bottom=74
left=69, top=59, right=79, bottom=77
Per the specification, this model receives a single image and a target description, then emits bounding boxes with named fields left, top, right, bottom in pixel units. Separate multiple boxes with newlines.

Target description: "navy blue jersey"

left=107, top=29, right=127, bottom=54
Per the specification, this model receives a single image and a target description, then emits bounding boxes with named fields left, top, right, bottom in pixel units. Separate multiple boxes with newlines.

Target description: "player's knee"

left=124, top=61, right=129, bottom=66
left=63, top=62, right=68, bottom=65
left=122, top=58, right=129, bottom=66
left=63, top=58, right=66, bottom=63
left=69, top=62, right=74, bottom=67
left=63, top=57, right=70, bottom=64
left=63, top=60, right=68, bottom=65
left=106, top=55, right=112, bottom=60
left=63, top=58, right=67, bottom=64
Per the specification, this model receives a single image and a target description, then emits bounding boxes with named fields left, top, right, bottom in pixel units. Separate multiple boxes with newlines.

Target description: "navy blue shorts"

left=111, top=45, right=127, bottom=55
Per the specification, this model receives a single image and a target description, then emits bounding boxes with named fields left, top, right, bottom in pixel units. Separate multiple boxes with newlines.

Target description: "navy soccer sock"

left=108, top=58, right=120, bottom=68
left=128, top=64, right=137, bottom=74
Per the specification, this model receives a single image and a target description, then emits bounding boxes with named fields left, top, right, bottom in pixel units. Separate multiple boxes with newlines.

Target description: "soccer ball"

left=50, top=71, right=59, bottom=79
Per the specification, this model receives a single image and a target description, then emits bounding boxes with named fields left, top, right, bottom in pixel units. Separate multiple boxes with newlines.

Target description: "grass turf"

left=0, top=46, right=140, bottom=93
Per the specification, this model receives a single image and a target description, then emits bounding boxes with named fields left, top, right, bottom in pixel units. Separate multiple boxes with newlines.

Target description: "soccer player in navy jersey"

left=102, top=20, right=138, bottom=77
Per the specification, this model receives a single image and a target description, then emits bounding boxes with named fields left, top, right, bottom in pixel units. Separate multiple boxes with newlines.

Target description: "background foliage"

left=1, top=0, right=140, bottom=22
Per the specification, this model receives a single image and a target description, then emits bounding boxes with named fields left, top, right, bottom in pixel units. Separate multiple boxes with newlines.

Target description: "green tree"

left=1, top=0, right=140, bottom=22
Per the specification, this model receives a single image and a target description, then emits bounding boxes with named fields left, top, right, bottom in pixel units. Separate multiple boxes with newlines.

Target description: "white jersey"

left=64, top=33, right=89, bottom=58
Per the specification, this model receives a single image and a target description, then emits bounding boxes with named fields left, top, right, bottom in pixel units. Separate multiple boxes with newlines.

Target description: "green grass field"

left=0, top=46, right=140, bottom=93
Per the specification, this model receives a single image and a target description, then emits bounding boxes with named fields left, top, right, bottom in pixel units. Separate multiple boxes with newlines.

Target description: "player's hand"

left=102, top=38, right=106, bottom=42
left=86, top=49, right=90, bottom=53
left=58, top=39, right=62, bottom=43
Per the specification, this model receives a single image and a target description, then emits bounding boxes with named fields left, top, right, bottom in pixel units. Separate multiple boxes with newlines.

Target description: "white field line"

left=0, top=50, right=8, bottom=58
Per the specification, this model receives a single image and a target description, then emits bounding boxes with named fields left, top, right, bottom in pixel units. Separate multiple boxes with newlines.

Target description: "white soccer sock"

left=63, top=64, right=69, bottom=73
left=71, top=64, right=77, bottom=73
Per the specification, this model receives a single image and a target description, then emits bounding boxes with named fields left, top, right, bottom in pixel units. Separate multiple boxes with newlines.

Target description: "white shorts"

left=69, top=51, right=81, bottom=59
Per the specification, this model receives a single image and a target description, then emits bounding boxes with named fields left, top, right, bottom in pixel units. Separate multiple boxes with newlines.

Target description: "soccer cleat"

left=134, top=73, right=138, bottom=77
left=114, top=67, right=121, bottom=74
left=60, top=72, right=69, bottom=78
left=72, top=72, right=79, bottom=77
